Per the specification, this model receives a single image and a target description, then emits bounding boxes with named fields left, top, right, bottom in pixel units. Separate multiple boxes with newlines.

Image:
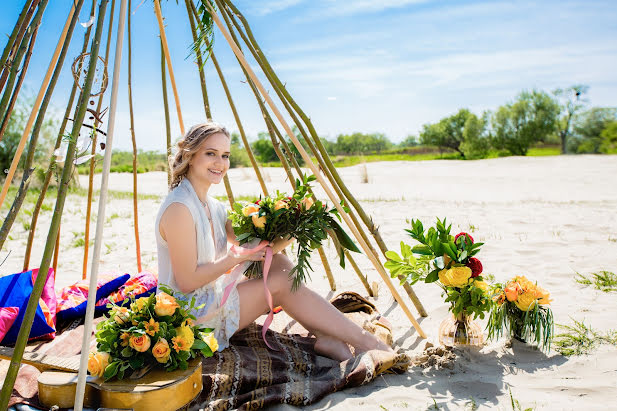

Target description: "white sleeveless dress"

left=155, top=178, right=240, bottom=351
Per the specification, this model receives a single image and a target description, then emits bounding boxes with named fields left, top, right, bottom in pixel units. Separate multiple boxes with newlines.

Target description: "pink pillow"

left=32, top=268, right=57, bottom=339
left=0, top=307, right=20, bottom=343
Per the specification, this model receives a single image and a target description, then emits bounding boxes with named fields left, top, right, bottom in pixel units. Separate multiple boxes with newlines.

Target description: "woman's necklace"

left=201, top=197, right=217, bottom=246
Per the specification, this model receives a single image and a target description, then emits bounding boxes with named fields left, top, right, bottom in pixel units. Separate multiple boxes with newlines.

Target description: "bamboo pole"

left=127, top=0, right=142, bottom=272
left=185, top=0, right=235, bottom=206
left=23, top=0, right=97, bottom=271
left=0, top=0, right=40, bottom=94
left=206, top=3, right=425, bottom=337
left=0, top=0, right=85, bottom=251
left=160, top=39, right=172, bottom=186
left=208, top=46, right=269, bottom=196
left=83, top=0, right=116, bottom=279
left=0, top=0, right=71, bottom=211
left=74, top=0, right=123, bottom=408
left=0, top=1, right=107, bottom=407
left=0, top=25, right=37, bottom=140
left=0, top=0, right=35, bottom=86
left=153, top=0, right=184, bottom=134
left=0, top=0, right=48, bottom=125
left=221, top=1, right=426, bottom=315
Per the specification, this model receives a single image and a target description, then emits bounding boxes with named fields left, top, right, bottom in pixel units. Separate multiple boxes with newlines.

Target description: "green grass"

left=509, top=387, right=534, bottom=411
left=554, top=318, right=617, bottom=356
left=575, top=271, right=617, bottom=292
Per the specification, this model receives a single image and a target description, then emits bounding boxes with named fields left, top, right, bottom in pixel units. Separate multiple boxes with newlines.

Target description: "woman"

left=156, top=122, right=394, bottom=361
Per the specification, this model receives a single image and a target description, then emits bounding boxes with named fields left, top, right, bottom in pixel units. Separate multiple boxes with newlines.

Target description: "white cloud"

left=247, top=0, right=305, bottom=16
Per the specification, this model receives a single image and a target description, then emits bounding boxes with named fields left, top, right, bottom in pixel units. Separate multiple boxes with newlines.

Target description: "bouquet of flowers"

left=88, top=285, right=218, bottom=381
left=488, top=275, right=554, bottom=350
left=228, top=175, right=360, bottom=290
left=384, top=218, right=491, bottom=319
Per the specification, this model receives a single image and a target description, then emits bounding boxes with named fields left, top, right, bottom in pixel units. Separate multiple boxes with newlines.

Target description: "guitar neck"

left=0, top=346, right=80, bottom=372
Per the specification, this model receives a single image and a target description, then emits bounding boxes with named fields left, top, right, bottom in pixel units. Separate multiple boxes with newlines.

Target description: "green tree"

left=571, top=107, right=617, bottom=153
left=490, top=90, right=560, bottom=156
left=599, top=121, right=617, bottom=154
left=419, top=108, right=485, bottom=158
left=553, top=85, right=588, bottom=154
left=460, top=112, right=490, bottom=159
left=250, top=131, right=278, bottom=163
left=399, top=135, right=419, bottom=147
left=334, top=132, right=392, bottom=154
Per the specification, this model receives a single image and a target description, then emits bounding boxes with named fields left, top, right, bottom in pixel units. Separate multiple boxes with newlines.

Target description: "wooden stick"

left=0, top=0, right=35, bottom=86
left=0, top=0, right=69, bottom=211
left=74, top=0, right=124, bottom=408
left=160, top=39, right=172, bottom=186
left=127, top=0, right=142, bottom=272
left=207, top=3, right=426, bottom=338
left=153, top=0, right=184, bottom=134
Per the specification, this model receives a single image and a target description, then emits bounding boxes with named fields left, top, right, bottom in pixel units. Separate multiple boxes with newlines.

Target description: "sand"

left=2, top=154, right=616, bottom=409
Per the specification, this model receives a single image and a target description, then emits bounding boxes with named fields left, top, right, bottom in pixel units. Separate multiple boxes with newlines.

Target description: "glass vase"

left=438, top=311, right=484, bottom=347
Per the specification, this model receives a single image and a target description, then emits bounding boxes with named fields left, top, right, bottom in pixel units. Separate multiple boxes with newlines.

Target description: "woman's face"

left=189, top=132, right=231, bottom=186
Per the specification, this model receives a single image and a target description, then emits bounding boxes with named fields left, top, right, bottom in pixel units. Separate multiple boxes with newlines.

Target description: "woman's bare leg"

left=235, top=254, right=393, bottom=360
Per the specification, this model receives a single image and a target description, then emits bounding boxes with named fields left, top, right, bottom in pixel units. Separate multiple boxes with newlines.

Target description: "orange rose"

left=252, top=214, right=267, bottom=229
left=504, top=282, right=522, bottom=302
left=536, top=286, right=552, bottom=305
left=154, top=292, right=179, bottom=317
left=242, top=204, right=260, bottom=217
left=87, top=351, right=110, bottom=378
left=274, top=199, right=289, bottom=211
left=129, top=334, right=151, bottom=352
left=152, top=338, right=171, bottom=363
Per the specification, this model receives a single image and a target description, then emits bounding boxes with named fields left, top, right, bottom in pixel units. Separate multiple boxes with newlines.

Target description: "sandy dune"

left=2, top=154, right=616, bottom=409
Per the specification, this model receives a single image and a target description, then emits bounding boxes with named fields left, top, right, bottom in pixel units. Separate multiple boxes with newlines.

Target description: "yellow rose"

left=87, top=351, right=110, bottom=378
left=111, top=306, right=130, bottom=325
left=274, top=199, right=289, bottom=211
left=174, top=322, right=195, bottom=350
left=154, top=292, right=180, bottom=317
left=473, top=280, right=489, bottom=293
left=252, top=214, right=267, bottom=229
left=203, top=331, right=219, bottom=352
left=514, top=291, right=538, bottom=311
left=129, top=334, right=151, bottom=352
left=301, top=197, right=314, bottom=210
left=152, top=338, right=171, bottom=363
left=438, top=266, right=472, bottom=288
left=242, top=204, right=260, bottom=217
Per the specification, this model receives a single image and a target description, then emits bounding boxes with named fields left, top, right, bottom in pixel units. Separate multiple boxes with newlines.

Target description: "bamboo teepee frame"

left=0, top=1, right=428, bottom=408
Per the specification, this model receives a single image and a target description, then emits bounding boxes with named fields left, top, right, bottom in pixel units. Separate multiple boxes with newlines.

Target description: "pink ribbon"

left=219, top=240, right=277, bottom=350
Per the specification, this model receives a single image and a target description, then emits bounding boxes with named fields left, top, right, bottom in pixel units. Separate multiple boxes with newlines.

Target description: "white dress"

left=155, top=178, right=240, bottom=351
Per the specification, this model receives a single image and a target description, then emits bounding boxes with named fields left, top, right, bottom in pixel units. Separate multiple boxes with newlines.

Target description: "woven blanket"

left=3, top=292, right=409, bottom=410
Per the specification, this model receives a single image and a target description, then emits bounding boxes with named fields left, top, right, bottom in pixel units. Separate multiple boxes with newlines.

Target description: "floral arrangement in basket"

left=385, top=218, right=492, bottom=320
left=228, top=175, right=360, bottom=290
left=88, top=285, right=218, bottom=381
left=487, top=275, right=554, bottom=350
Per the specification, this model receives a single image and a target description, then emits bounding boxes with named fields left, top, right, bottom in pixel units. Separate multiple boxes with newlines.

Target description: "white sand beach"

left=2, top=154, right=616, bottom=409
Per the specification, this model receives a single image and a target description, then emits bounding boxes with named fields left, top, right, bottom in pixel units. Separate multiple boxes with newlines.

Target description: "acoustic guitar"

left=37, top=358, right=202, bottom=410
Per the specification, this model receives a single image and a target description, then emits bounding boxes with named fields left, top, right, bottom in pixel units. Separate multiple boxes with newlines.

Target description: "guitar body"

left=38, top=359, right=202, bottom=410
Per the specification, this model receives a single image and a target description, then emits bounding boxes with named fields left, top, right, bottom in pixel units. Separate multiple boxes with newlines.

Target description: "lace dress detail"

left=155, top=179, right=240, bottom=351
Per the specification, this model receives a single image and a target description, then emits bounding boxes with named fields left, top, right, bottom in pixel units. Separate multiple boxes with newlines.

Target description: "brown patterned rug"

left=3, top=292, right=409, bottom=410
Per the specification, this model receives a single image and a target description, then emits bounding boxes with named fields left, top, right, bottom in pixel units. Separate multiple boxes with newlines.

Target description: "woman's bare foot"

left=314, top=335, right=354, bottom=361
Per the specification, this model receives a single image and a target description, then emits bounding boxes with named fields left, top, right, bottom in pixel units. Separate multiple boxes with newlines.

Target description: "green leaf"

left=329, top=219, right=360, bottom=253
left=442, top=242, right=457, bottom=260
left=425, top=268, right=439, bottom=283
left=103, top=361, right=120, bottom=381
left=412, top=244, right=432, bottom=256
left=385, top=250, right=402, bottom=262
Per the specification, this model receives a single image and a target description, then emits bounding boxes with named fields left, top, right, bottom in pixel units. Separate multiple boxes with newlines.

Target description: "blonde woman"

left=156, top=121, right=393, bottom=361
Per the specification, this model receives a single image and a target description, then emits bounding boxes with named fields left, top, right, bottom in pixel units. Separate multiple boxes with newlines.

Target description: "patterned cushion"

left=0, top=269, right=56, bottom=345
left=96, top=272, right=157, bottom=309
left=56, top=273, right=130, bottom=322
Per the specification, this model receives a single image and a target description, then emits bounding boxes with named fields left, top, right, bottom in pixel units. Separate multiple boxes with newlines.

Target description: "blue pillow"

left=0, top=270, right=55, bottom=345
left=56, top=273, right=130, bottom=323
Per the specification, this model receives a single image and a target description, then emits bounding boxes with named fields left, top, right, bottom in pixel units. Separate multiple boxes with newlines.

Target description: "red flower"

left=455, top=232, right=473, bottom=244
left=466, top=257, right=483, bottom=277
left=255, top=200, right=261, bottom=205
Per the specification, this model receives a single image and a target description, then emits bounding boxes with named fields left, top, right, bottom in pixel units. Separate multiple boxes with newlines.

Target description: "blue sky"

left=1, top=0, right=616, bottom=151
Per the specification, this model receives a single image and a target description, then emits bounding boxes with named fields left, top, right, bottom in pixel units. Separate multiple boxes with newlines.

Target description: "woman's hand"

left=227, top=246, right=266, bottom=263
